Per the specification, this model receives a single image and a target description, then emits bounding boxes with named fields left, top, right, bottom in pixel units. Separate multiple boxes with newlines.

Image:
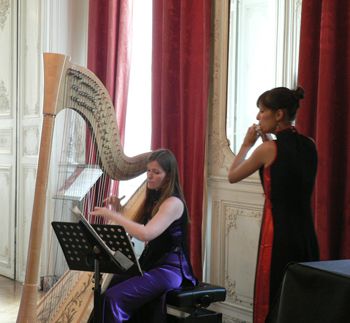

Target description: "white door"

left=0, top=0, right=89, bottom=282
left=0, top=0, right=18, bottom=279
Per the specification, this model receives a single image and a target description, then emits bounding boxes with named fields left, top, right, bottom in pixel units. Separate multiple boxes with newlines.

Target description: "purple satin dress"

left=102, top=198, right=197, bottom=323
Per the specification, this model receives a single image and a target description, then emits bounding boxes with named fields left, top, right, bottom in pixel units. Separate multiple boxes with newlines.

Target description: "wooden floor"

left=0, top=275, right=22, bottom=323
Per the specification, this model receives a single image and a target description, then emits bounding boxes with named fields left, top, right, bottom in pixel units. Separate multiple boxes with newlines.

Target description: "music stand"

left=52, top=216, right=142, bottom=323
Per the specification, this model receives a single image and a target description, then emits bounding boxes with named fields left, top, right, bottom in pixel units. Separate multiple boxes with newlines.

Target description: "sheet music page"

left=114, top=250, right=134, bottom=269
left=55, top=166, right=103, bottom=201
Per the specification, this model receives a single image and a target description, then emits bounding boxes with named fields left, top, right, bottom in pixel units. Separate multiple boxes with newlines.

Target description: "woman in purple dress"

left=228, top=87, right=319, bottom=323
left=91, top=149, right=197, bottom=322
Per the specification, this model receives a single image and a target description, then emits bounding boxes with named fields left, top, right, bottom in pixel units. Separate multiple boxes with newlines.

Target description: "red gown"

left=253, top=127, right=319, bottom=323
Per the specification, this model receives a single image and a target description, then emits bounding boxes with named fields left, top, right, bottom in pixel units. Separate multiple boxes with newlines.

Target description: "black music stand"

left=52, top=217, right=142, bottom=323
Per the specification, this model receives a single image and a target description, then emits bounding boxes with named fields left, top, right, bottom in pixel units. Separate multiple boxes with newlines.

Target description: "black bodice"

left=138, top=194, right=190, bottom=272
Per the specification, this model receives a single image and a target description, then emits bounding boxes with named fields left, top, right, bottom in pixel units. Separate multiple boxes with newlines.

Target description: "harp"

left=17, top=53, right=150, bottom=322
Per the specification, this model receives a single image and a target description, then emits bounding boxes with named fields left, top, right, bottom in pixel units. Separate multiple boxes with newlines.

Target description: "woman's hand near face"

left=242, top=124, right=260, bottom=148
left=253, top=124, right=274, bottom=142
left=228, top=124, right=276, bottom=183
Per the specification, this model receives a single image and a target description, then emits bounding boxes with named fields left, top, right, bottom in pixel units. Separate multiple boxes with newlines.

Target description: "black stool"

left=166, top=282, right=226, bottom=322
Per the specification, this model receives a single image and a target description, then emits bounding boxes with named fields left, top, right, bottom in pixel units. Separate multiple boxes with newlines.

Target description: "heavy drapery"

left=88, top=0, right=132, bottom=144
left=88, top=0, right=133, bottom=196
left=297, top=0, right=350, bottom=260
left=151, top=0, right=212, bottom=279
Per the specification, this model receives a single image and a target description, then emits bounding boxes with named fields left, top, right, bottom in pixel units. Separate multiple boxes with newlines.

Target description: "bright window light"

left=119, top=0, right=152, bottom=202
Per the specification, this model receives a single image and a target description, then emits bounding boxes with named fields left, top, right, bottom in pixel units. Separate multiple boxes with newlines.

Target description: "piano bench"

left=166, top=282, right=226, bottom=322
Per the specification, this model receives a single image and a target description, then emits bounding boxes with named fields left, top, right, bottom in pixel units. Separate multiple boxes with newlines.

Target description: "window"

left=226, top=0, right=302, bottom=154
left=119, top=0, right=152, bottom=201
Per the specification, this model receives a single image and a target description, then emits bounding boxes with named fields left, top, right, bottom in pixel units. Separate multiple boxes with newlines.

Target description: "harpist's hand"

left=103, top=195, right=125, bottom=211
left=90, top=207, right=119, bottom=223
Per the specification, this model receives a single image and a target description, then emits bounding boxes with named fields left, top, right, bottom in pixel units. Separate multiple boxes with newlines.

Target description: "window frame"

left=226, top=0, right=302, bottom=154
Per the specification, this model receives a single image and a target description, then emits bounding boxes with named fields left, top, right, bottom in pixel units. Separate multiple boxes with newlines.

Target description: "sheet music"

left=114, top=250, right=134, bottom=270
left=54, top=165, right=103, bottom=201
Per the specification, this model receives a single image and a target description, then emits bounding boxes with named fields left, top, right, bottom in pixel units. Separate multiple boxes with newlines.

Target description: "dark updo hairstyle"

left=256, top=86, right=304, bottom=121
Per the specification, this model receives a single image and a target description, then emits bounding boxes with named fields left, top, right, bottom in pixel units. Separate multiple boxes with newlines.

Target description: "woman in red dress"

left=228, top=86, right=319, bottom=323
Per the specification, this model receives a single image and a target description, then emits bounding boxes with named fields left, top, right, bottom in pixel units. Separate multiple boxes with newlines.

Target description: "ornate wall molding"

left=23, top=126, right=40, bottom=156
left=21, top=1, right=42, bottom=118
left=225, top=273, right=237, bottom=302
left=0, top=165, right=13, bottom=270
left=0, top=0, right=10, bottom=30
left=0, top=128, right=12, bottom=154
left=207, top=0, right=233, bottom=178
left=224, top=204, right=261, bottom=236
left=222, top=201, right=261, bottom=309
left=0, top=81, right=10, bottom=116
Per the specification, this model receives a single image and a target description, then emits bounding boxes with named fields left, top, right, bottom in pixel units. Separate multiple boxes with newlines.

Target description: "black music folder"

left=51, top=207, right=142, bottom=276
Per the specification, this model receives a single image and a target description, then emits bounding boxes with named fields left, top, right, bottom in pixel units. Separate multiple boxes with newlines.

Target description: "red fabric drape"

left=151, top=0, right=212, bottom=280
left=88, top=0, right=132, bottom=144
left=88, top=0, right=133, bottom=196
left=297, top=0, right=350, bottom=260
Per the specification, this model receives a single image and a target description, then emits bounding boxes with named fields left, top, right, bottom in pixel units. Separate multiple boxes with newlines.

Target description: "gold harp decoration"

left=17, top=53, right=150, bottom=322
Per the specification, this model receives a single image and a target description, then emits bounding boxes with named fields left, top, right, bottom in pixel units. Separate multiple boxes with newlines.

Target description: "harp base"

left=16, top=283, right=38, bottom=323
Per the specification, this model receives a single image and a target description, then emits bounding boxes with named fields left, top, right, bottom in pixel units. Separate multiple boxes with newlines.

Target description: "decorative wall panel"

left=0, top=81, right=10, bottom=116
left=0, top=0, right=16, bottom=278
left=21, top=1, right=41, bottom=117
left=223, top=202, right=261, bottom=308
left=22, top=126, right=40, bottom=157
left=13, top=0, right=43, bottom=281
left=0, top=128, right=12, bottom=154
left=15, top=0, right=89, bottom=282
left=0, top=0, right=10, bottom=30
left=0, top=166, right=13, bottom=276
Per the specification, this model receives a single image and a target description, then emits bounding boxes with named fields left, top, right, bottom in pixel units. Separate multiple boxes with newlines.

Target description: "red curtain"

left=297, top=0, right=350, bottom=260
left=88, top=0, right=132, bottom=144
left=88, top=0, right=133, bottom=195
left=151, top=0, right=212, bottom=279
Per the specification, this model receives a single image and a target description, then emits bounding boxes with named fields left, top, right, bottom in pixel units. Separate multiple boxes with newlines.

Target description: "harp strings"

left=37, top=58, right=152, bottom=322
left=16, top=54, right=150, bottom=323
left=38, top=73, right=116, bottom=320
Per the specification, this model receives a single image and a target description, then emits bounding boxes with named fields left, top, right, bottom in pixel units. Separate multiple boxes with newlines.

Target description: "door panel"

left=0, top=0, right=17, bottom=279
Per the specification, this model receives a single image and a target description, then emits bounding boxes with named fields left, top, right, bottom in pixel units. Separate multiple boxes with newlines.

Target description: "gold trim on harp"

left=17, top=53, right=151, bottom=322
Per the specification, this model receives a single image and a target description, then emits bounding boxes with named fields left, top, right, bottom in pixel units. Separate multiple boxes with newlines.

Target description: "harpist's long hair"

left=133, top=149, right=188, bottom=224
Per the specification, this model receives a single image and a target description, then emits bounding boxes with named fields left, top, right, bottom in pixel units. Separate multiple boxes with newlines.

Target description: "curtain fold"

left=297, top=0, right=350, bottom=260
left=88, top=0, right=133, bottom=195
left=151, top=0, right=212, bottom=279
